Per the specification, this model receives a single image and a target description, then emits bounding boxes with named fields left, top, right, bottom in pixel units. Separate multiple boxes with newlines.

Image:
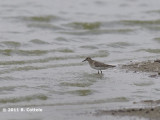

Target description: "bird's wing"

left=94, top=61, right=115, bottom=68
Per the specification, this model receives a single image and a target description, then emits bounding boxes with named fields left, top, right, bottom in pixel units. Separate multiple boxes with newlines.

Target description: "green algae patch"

left=121, top=19, right=160, bottom=25
left=68, top=22, right=101, bottom=30
left=58, top=48, right=74, bottom=53
left=68, top=89, right=94, bottom=96
left=0, top=94, right=47, bottom=103
left=30, top=39, right=49, bottom=44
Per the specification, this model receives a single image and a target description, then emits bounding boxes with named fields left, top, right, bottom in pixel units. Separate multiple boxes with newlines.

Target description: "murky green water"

left=0, top=0, right=160, bottom=120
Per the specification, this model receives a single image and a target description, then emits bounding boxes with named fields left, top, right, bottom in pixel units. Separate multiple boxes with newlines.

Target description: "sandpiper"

left=82, top=57, right=115, bottom=74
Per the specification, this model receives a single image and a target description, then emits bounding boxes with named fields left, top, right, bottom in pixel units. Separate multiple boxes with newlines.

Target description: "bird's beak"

left=82, top=59, right=86, bottom=62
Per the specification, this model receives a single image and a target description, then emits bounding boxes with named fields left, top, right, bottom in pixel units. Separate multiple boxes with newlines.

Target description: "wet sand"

left=95, top=97, right=160, bottom=119
left=121, top=59, right=160, bottom=77
left=95, top=106, right=160, bottom=119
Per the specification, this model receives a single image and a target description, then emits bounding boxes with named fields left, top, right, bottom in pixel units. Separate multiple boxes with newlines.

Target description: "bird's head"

left=82, top=57, right=92, bottom=62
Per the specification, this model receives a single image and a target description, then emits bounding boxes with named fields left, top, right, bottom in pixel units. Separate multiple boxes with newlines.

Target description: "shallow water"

left=1, top=0, right=160, bottom=120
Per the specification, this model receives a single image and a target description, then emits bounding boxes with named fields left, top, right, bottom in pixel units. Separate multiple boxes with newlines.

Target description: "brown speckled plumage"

left=82, top=57, right=115, bottom=74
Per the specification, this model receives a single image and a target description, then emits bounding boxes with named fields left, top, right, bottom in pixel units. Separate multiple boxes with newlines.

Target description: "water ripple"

left=0, top=94, right=47, bottom=104
left=0, top=51, right=108, bottom=65
left=21, top=15, right=63, bottom=22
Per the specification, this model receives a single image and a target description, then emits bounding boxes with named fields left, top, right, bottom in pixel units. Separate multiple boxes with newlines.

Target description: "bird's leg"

left=98, top=70, right=99, bottom=74
left=101, top=70, right=102, bottom=74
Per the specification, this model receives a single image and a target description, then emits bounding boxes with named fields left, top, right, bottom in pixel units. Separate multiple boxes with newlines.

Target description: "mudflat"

left=95, top=106, right=160, bottom=119
left=122, top=59, right=160, bottom=77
